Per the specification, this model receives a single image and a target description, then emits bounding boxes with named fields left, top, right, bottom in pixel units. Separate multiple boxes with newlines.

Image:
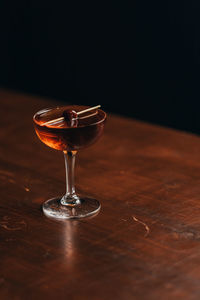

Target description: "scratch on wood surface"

left=132, top=216, right=150, bottom=237
left=5, top=238, right=16, bottom=242
left=0, top=224, right=23, bottom=231
left=0, top=169, right=31, bottom=192
left=8, top=178, right=16, bottom=184
left=0, top=170, right=14, bottom=177
left=0, top=218, right=27, bottom=231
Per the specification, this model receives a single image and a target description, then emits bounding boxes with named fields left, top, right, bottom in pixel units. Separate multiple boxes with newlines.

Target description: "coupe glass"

left=33, top=105, right=106, bottom=219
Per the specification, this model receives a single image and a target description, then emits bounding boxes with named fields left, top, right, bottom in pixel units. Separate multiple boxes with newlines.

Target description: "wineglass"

left=33, top=105, right=106, bottom=220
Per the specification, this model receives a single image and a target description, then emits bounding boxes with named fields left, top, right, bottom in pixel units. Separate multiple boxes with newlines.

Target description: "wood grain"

left=1, top=89, right=200, bottom=299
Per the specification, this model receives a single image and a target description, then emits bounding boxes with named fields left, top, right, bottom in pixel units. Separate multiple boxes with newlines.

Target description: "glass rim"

left=33, top=105, right=107, bottom=128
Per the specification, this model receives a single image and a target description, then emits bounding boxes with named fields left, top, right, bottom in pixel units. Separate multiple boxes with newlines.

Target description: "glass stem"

left=61, top=150, right=81, bottom=206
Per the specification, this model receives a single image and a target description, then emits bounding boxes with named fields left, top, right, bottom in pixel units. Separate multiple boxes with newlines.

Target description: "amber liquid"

left=34, top=106, right=106, bottom=151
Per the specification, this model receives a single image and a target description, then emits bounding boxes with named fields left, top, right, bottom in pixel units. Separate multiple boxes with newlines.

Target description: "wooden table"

left=1, top=89, right=200, bottom=300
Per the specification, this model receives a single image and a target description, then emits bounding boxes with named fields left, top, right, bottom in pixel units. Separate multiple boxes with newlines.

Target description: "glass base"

left=42, top=197, right=101, bottom=220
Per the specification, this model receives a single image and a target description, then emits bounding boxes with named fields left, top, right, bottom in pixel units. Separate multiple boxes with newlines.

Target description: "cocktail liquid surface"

left=34, top=106, right=106, bottom=151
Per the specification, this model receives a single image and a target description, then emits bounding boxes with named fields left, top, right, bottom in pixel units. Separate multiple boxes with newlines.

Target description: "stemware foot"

left=42, top=197, right=101, bottom=220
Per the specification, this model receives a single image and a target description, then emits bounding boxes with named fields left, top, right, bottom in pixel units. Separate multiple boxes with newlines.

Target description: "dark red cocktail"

left=33, top=105, right=106, bottom=220
left=34, top=105, right=106, bottom=151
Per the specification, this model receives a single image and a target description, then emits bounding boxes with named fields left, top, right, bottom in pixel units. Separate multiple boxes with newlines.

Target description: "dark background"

left=1, top=1, right=200, bottom=134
